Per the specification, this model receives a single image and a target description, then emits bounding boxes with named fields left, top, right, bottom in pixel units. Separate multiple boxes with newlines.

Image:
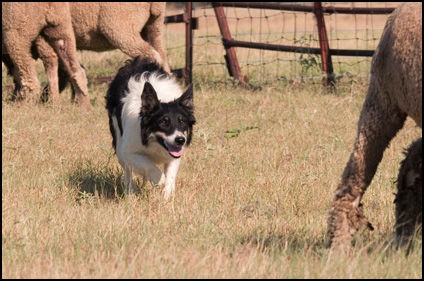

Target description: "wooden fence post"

left=313, top=2, right=335, bottom=87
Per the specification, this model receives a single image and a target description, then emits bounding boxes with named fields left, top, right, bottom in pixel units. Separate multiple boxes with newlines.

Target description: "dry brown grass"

left=2, top=57, right=421, bottom=278
left=2, top=3, right=422, bottom=278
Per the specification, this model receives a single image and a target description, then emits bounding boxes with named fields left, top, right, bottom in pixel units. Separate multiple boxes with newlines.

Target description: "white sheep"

left=3, top=2, right=169, bottom=103
left=2, top=2, right=91, bottom=110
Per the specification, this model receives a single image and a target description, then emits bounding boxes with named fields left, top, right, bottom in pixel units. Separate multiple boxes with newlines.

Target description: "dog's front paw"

left=162, top=183, right=175, bottom=200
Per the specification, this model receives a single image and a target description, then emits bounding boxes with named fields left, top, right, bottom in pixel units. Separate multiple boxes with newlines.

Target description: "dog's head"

left=139, top=82, right=195, bottom=158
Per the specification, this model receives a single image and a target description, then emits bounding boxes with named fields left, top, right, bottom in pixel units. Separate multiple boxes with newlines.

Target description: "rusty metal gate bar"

left=213, top=2, right=395, bottom=14
left=313, top=2, right=334, bottom=87
left=213, top=5, right=247, bottom=85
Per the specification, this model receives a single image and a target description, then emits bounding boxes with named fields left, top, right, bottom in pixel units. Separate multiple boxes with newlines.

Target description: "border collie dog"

left=106, top=57, right=195, bottom=199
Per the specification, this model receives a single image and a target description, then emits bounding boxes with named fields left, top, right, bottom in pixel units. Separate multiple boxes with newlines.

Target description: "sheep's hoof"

left=12, top=85, right=38, bottom=103
left=39, top=85, right=60, bottom=104
left=328, top=200, right=374, bottom=248
left=80, top=99, right=92, bottom=112
left=74, top=94, right=92, bottom=111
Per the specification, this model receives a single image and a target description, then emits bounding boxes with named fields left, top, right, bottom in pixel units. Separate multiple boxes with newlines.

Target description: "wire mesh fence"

left=164, top=2, right=399, bottom=87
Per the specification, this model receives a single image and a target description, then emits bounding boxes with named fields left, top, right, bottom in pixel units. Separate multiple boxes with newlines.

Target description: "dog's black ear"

left=141, top=82, right=159, bottom=114
left=177, top=84, right=194, bottom=113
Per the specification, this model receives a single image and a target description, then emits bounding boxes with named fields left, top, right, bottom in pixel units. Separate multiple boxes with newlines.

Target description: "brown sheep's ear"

left=177, top=84, right=194, bottom=113
left=141, top=82, right=159, bottom=114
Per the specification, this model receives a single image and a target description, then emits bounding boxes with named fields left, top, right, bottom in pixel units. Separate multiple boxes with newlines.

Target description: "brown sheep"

left=327, top=2, right=422, bottom=250
left=3, top=2, right=169, bottom=103
left=394, top=137, right=422, bottom=249
left=2, top=2, right=91, bottom=110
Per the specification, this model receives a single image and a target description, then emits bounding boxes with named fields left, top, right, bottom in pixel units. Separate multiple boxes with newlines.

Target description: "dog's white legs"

left=121, top=154, right=182, bottom=199
left=124, top=166, right=136, bottom=194
left=124, top=153, right=165, bottom=186
left=162, top=158, right=181, bottom=200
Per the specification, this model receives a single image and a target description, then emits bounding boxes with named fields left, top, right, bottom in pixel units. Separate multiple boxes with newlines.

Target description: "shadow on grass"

left=237, top=229, right=328, bottom=257
left=66, top=159, right=151, bottom=200
left=237, top=227, right=422, bottom=258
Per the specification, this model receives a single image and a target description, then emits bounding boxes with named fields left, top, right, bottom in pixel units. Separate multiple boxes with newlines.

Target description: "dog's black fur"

left=139, top=81, right=195, bottom=150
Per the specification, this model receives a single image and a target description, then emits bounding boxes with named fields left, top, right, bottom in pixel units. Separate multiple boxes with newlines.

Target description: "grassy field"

left=2, top=4, right=422, bottom=278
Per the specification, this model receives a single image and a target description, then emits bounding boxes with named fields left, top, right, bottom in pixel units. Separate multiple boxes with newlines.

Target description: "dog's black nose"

left=175, top=136, right=186, bottom=145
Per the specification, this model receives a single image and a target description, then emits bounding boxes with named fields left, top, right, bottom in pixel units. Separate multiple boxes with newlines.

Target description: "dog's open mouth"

left=165, top=143, right=184, bottom=158
left=157, top=136, right=184, bottom=158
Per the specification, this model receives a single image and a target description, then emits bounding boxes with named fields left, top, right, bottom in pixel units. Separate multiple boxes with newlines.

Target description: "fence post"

left=213, top=5, right=247, bottom=85
left=313, top=2, right=335, bottom=87
left=184, top=2, right=193, bottom=85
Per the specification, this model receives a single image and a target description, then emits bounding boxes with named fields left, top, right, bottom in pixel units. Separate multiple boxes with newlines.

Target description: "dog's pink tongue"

left=168, top=146, right=184, bottom=157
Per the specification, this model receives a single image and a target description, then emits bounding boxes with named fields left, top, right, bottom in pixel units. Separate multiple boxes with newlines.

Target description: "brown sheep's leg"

left=142, top=11, right=170, bottom=73
left=327, top=82, right=407, bottom=250
left=35, top=37, right=60, bottom=104
left=42, top=25, right=91, bottom=111
left=394, top=138, right=422, bottom=249
left=3, top=32, right=41, bottom=102
left=50, top=39, right=91, bottom=111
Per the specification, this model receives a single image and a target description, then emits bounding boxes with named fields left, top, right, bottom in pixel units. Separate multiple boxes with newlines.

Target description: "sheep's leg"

left=42, top=24, right=91, bottom=111
left=327, top=81, right=407, bottom=249
left=142, top=5, right=170, bottom=73
left=35, top=37, right=60, bottom=104
left=49, top=39, right=91, bottom=111
left=57, top=59, right=74, bottom=99
left=3, top=32, right=40, bottom=102
left=2, top=54, right=22, bottom=100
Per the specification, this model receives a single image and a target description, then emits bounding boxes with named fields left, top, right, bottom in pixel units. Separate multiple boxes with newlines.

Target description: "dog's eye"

left=178, top=116, right=186, bottom=125
left=159, top=117, right=170, bottom=127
